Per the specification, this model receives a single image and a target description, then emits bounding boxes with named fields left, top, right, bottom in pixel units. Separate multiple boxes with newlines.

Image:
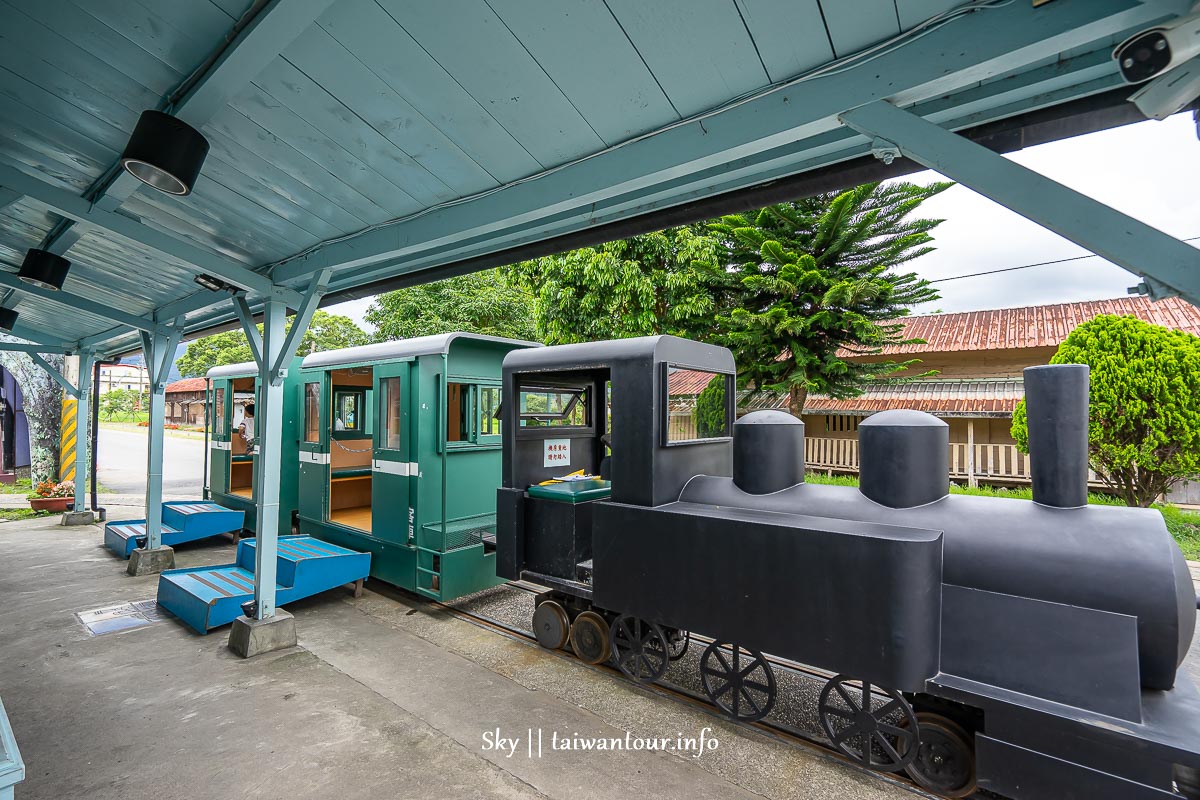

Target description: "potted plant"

left=28, top=479, right=75, bottom=512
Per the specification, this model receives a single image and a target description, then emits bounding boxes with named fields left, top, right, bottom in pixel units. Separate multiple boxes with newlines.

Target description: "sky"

left=325, top=112, right=1200, bottom=328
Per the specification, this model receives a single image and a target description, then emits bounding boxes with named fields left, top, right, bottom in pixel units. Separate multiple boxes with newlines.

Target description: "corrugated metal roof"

left=740, top=378, right=1025, bottom=417
left=842, top=296, right=1200, bottom=357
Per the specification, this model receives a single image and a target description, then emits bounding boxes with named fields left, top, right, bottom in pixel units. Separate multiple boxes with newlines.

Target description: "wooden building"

left=668, top=297, right=1200, bottom=489
left=163, top=378, right=207, bottom=427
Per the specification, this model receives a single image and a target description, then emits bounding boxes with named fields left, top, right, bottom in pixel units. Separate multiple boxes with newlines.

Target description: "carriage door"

left=210, top=382, right=232, bottom=493
left=372, top=362, right=412, bottom=545
left=297, top=375, right=327, bottom=526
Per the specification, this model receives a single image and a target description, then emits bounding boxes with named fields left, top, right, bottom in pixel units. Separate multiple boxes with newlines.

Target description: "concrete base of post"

left=228, top=609, right=297, bottom=658
left=60, top=510, right=95, bottom=526
left=127, top=546, right=175, bottom=576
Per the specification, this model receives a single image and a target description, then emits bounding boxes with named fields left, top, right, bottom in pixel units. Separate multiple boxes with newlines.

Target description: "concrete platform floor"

left=0, top=517, right=927, bottom=800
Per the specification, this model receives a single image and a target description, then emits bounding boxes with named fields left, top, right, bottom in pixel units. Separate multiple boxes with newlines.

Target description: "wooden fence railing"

left=805, top=437, right=1101, bottom=487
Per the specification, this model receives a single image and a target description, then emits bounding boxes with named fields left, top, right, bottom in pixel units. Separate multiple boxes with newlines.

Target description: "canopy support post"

left=230, top=276, right=326, bottom=657
left=128, top=325, right=181, bottom=575
left=71, top=351, right=94, bottom=514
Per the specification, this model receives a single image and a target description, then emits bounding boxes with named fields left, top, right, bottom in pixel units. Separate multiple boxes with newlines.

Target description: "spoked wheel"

left=900, top=713, right=976, bottom=798
left=532, top=600, right=570, bottom=650
left=666, top=629, right=690, bottom=661
left=699, top=642, right=776, bottom=722
left=609, top=614, right=669, bottom=683
left=818, top=675, right=918, bottom=772
left=569, top=611, right=611, bottom=665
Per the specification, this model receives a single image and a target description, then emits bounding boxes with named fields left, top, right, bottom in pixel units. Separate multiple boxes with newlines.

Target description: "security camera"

left=1128, top=54, right=1200, bottom=119
left=1114, top=11, right=1200, bottom=83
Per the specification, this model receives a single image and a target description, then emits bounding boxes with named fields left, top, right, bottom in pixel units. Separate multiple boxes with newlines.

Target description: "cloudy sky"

left=327, top=112, right=1200, bottom=328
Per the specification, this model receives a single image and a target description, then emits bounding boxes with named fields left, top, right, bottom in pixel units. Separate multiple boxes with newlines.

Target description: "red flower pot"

left=30, top=497, right=73, bottom=512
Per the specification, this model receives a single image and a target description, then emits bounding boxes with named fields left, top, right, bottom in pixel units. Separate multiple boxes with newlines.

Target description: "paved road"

left=97, top=425, right=205, bottom=497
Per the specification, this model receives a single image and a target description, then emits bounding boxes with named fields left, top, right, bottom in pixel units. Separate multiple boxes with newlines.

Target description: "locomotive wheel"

left=569, top=611, right=611, bottom=664
left=699, top=642, right=776, bottom=722
left=610, top=614, right=669, bottom=683
left=532, top=600, right=570, bottom=650
left=818, top=674, right=919, bottom=772
left=899, top=713, right=976, bottom=798
left=667, top=629, right=690, bottom=661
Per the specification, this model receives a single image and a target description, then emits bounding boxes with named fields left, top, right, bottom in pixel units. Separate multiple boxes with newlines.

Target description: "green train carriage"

left=296, top=333, right=538, bottom=600
left=205, top=359, right=304, bottom=534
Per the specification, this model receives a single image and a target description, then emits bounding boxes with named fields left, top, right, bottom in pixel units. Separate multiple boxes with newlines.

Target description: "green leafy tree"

left=366, top=269, right=537, bottom=342
left=711, top=182, right=948, bottom=416
left=1011, top=314, right=1200, bottom=507
left=694, top=375, right=728, bottom=438
left=98, top=388, right=148, bottom=421
left=175, top=310, right=368, bottom=377
left=510, top=226, right=731, bottom=344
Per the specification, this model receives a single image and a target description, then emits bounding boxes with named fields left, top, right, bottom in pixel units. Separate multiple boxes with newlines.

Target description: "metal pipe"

left=90, top=357, right=109, bottom=521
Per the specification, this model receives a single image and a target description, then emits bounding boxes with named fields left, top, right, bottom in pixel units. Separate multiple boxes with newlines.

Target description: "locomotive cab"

left=496, top=335, right=735, bottom=591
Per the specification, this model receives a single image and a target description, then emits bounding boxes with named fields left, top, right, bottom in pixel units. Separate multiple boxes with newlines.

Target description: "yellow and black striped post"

left=59, top=392, right=78, bottom=482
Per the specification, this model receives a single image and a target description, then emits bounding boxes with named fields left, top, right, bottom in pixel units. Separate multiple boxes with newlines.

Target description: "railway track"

left=434, top=581, right=952, bottom=800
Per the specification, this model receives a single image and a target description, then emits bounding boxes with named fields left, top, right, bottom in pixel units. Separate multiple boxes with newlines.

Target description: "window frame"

left=378, top=376, right=403, bottom=451
left=660, top=363, right=735, bottom=447
left=331, top=385, right=371, bottom=440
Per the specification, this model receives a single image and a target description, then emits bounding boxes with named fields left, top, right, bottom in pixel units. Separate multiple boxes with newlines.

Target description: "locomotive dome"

left=858, top=409, right=949, bottom=509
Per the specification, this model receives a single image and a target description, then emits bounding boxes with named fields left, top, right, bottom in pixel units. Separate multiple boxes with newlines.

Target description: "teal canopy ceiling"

left=0, top=0, right=1186, bottom=355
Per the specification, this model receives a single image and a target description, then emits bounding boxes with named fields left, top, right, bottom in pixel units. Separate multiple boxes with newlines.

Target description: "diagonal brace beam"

left=270, top=268, right=329, bottom=384
left=30, top=353, right=79, bottom=398
left=231, top=295, right=264, bottom=371
left=139, top=328, right=182, bottom=392
left=839, top=100, right=1200, bottom=304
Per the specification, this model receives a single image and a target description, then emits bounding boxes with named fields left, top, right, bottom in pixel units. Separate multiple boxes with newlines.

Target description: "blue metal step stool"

left=104, top=501, right=244, bottom=558
left=156, top=535, right=371, bottom=634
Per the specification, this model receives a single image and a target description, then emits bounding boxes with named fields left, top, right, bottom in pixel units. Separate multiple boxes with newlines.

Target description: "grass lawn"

left=0, top=508, right=55, bottom=522
left=805, top=471, right=1200, bottom=561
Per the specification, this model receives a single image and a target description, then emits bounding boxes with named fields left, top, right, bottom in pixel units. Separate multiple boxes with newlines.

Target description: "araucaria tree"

left=711, top=182, right=948, bottom=416
left=511, top=226, right=730, bottom=344
left=1011, top=314, right=1200, bottom=507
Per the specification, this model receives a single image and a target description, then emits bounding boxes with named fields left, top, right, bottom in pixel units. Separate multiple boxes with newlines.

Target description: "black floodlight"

left=18, top=248, right=70, bottom=291
left=120, top=110, right=210, bottom=196
left=0, top=307, right=18, bottom=331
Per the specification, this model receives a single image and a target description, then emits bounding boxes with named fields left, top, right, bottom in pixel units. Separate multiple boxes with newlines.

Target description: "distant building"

left=798, top=296, right=1200, bottom=488
left=97, top=363, right=147, bottom=396
left=164, top=378, right=207, bottom=426
left=668, top=296, right=1200, bottom=492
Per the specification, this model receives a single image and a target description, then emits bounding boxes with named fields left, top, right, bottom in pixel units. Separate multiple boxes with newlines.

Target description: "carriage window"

left=447, top=383, right=470, bottom=442
left=333, top=388, right=364, bottom=433
left=519, top=386, right=589, bottom=428
left=479, top=386, right=501, bottom=437
left=380, top=377, right=402, bottom=450
left=303, top=382, right=320, bottom=444
left=666, top=367, right=731, bottom=443
left=213, top=388, right=226, bottom=436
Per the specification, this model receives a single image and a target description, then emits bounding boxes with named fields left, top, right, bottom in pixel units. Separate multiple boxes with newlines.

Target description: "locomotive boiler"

left=495, top=335, right=1200, bottom=799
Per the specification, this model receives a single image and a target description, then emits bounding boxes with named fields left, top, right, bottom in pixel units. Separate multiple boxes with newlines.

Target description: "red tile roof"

left=165, top=377, right=207, bottom=394
left=839, top=296, right=1200, bottom=357
left=667, top=368, right=723, bottom=396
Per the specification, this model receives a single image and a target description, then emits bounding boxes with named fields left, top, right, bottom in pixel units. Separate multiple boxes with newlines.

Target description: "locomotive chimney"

left=1024, top=364, right=1090, bottom=509
left=858, top=410, right=948, bottom=508
left=733, top=410, right=805, bottom=494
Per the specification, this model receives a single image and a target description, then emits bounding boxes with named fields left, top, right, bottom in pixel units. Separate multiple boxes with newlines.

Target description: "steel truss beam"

left=839, top=100, right=1200, bottom=303
left=0, top=268, right=172, bottom=336
left=0, top=164, right=285, bottom=300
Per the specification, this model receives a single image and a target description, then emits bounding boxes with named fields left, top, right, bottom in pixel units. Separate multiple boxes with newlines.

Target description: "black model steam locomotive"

left=495, top=335, right=1200, bottom=799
